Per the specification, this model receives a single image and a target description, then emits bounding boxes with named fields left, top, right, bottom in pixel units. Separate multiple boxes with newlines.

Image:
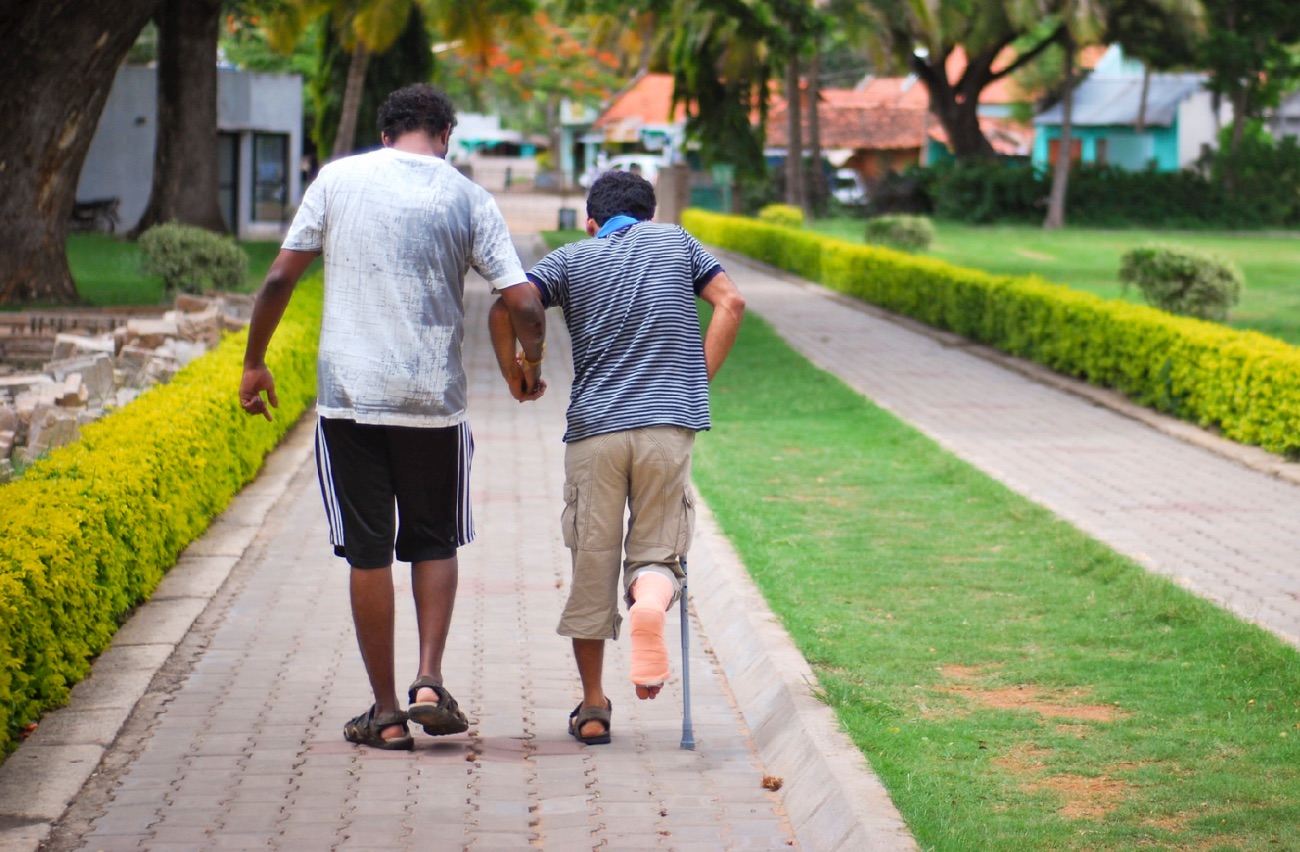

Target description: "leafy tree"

left=1195, top=0, right=1300, bottom=193
left=133, top=0, right=229, bottom=237
left=0, top=1, right=162, bottom=305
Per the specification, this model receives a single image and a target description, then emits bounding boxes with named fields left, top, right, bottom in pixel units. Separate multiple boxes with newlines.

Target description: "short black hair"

left=586, top=170, right=656, bottom=225
left=377, top=83, right=457, bottom=141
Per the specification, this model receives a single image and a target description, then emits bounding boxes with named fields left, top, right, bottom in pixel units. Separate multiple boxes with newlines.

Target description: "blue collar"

left=596, top=215, right=640, bottom=238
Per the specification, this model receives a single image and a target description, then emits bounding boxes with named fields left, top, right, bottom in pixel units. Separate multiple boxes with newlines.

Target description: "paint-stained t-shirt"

left=283, top=147, right=525, bottom=427
left=526, top=222, right=723, bottom=442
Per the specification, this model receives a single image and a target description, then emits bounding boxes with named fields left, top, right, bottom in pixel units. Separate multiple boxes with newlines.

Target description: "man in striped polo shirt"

left=489, top=170, right=745, bottom=744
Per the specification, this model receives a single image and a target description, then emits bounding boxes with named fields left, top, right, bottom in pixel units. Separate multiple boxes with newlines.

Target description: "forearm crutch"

left=679, top=555, right=696, bottom=750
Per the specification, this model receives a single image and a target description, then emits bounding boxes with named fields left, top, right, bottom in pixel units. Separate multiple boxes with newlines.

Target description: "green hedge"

left=0, top=276, right=322, bottom=754
left=684, top=209, right=1300, bottom=457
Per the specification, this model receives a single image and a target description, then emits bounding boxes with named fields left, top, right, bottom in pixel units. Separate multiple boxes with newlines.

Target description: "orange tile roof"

left=593, top=73, right=687, bottom=128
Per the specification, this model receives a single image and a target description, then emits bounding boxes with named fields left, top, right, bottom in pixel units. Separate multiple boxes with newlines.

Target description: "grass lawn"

left=810, top=219, right=1300, bottom=345
left=692, top=309, right=1300, bottom=850
left=65, top=234, right=285, bottom=307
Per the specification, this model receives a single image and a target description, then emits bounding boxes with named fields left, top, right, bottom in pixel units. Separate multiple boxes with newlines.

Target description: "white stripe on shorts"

left=457, top=420, right=475, bottom=546
left=315, top=418, right=345, bottom=548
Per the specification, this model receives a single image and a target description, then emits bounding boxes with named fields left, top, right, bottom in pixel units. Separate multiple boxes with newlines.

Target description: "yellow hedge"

left=0, top=275, right=322, bottom=754
left=684, top=209, right=1300, bottom=457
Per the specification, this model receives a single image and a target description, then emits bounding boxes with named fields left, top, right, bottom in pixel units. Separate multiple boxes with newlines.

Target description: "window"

left=252, top=133, right=289, bottom=222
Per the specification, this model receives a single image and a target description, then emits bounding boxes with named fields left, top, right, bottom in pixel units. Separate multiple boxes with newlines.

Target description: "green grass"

left=65, top=234, right=284, bottom=307
left=693, top=310, right=1300, bottom=850
left=810, top=219, right=1300, bottom=345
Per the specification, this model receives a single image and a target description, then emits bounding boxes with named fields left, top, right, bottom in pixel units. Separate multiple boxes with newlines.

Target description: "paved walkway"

left=5, top=202, right=1300, bottom=851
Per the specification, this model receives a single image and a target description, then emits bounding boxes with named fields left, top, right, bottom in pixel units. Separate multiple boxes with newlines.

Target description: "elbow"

left=726, top=292, right=746, bottom=319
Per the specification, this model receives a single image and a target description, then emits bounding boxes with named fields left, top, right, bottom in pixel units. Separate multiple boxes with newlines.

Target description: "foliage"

left=863, top=214, right=935, bottom=252
left=1203, top=122, right=1300, bottom=225
left=1120, top=244, right=1243, bottom=321
left=0, top=276, right=322, bottom=755
left=684, top=209, right=1300, bottom=457
left=138, top=222, right=249, bottom=295
left=757, top=203, right=804, bottom=228
left=889, top=161, right=1300, bottom=229
left=437, top=11, right=622, bottom=136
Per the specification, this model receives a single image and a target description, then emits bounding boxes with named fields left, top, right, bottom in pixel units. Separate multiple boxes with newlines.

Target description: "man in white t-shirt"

left=240, top=84, right=546, bottom=750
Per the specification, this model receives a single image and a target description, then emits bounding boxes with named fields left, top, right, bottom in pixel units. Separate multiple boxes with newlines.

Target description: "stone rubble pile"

left=0, top=292, right=253, bottom=481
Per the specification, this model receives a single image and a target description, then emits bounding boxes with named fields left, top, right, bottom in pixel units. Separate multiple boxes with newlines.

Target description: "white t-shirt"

left=283, top=147, right=526, bottom=427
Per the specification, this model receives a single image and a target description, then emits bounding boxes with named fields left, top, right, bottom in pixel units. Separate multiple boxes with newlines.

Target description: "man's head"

left=586, top=170, right=656, bottom=229
left=378, top=84, right=457, bottom=147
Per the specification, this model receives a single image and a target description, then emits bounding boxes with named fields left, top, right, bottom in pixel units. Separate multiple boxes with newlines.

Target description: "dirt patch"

left=1014, top=248, right=1056, bottom=261
left=936, top=665, right=1125, bottom=722
left=995, top=744, right=1130, bottom=820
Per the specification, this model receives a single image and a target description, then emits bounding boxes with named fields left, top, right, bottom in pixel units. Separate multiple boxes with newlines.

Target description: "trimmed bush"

left=139, top=222, right=248, bottom=295
left=683, top=209, right=1300, bottom=458
left=1119, top=244, right=1244, bottom=322
left=757, top=204, right=804, bottom=229
left=864, top=215, right=935, bottom=253
left=0, top=276, right=322, bottom=755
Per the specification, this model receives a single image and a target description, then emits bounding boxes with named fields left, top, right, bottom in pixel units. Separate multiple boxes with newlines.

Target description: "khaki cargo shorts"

left=556, top=425, right=695, bottom=640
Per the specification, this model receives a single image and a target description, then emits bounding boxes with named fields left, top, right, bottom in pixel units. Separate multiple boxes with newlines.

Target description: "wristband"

left=522, top=343, right=545, bottom=367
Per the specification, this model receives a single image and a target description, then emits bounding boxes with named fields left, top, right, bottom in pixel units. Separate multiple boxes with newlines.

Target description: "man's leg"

left=411, top=556, right=458, bottom=703
left=573, top=638, right=608, bottom=738
left=350, top=565, right=404, bottom=739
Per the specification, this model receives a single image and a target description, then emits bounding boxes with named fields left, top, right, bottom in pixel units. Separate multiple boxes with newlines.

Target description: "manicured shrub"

left=683, top=209, right=1300, bottom=458
left=1119, top=244, right=1244, bottom=322
left=864, top=215, right=935, bottom=253
left=757, top=204, right=804, bottom=229
left=138, top=222, right=248, bottom=295
left=0, top=276, right=322, bottom=755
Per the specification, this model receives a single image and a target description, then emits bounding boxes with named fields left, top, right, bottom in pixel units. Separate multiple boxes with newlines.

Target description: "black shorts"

left=315, top=416, right=475, bottom=569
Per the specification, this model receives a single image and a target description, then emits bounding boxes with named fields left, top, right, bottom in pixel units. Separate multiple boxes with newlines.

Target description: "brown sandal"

left=343, top=704, right=413, bottom=750
left=407, top=677, right=470, bottom=736
left=568, top=699, right=612, bottom=745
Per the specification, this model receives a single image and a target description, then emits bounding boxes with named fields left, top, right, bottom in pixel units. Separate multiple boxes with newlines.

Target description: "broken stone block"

left=175, top=293, right=214, bottom=313
left=24, top=405, right=79, bottom=463
left=0, top=405, right=16, bottom=435
left=0, top=373, right=55, bottom=397
left=145, top=353, right=179, bottom=386
left=51, top=332, right=116, bottom=361
left=125, top=317, right=179, bottom=349
left=116, top=345, right=154, bottom=388
left=111, top=387, right=141, bottom=410
left=215, top=292, right=255, bottom=322
left=177, top=306, right=220, bottom=346
left=0, top=459, right=12, bottom=482
left=46, top=354, right=115, bottom=407
left=0, top=429, right=14, bottom=461
left=55, top=374, right=88, bottom=408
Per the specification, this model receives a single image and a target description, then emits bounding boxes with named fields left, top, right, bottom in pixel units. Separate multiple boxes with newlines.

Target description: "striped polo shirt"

left=527, top=221, right=724, bottom=442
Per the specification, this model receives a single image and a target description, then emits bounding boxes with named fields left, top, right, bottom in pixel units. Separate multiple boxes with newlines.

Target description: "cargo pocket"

left=675, top=486, right=696, bottom=554
left=561, top=483, right=580, bottom=550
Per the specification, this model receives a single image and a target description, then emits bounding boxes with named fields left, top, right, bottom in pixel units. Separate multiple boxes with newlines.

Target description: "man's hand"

left=505, top=356, right=546, bottom=402
left=240, top=365, right=279, bottom=421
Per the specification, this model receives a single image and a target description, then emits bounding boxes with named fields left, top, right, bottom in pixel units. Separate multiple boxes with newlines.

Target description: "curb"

left=0, top=412, right=318, bottom=852
left=689, top=499, right=919, bottom=851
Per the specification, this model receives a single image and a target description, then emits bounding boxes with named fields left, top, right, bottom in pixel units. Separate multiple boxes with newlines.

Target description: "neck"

left=387, top=131, right=446, bottom=159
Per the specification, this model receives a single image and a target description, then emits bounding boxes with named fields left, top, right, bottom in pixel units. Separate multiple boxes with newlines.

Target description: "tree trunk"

left=1044, top=35, right=1075, bottom=230
left=332, top=41, right=370, bottom=160
left=785, top=53, right=804, bottom=210
left=0, top=1, right=161, bottom=305
left=132, top=0, right=226, bottom=237
left=806, top=43, right=824, bottom=218
left=1135, top=66, right=1151, bottom=134
left=1225, top=88, right=1249, bottom=196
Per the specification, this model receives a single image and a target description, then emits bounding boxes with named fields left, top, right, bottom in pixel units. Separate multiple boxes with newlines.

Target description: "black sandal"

left=343, top=704, right=413, bottom=751
left=407, top=676, right=470, bottom=736
left=568, top=699, right=612, bottom=745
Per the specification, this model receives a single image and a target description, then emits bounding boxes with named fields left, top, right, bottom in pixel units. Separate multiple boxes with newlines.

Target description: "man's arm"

left=490, top=280, right=547, bottom=402
left=697, top=271, right=745, bottom=382
left=239, top=248, right=319, bottom=420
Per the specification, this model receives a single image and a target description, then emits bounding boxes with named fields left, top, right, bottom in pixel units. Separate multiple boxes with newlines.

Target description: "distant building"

left=1032, top=45, right=1230, bottom=172
left=77, top=65, right=303, bottom=240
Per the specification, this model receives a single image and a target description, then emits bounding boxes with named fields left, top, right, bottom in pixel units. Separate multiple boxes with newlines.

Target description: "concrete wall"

left=77, top=65, right=302, bottom=241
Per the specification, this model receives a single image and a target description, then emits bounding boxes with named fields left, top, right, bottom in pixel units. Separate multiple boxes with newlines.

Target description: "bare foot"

left=635, top=683, right=663, bottom=700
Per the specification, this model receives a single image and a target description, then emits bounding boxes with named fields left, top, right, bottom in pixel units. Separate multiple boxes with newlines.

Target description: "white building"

left=77, top=65, right=303, bottom=241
